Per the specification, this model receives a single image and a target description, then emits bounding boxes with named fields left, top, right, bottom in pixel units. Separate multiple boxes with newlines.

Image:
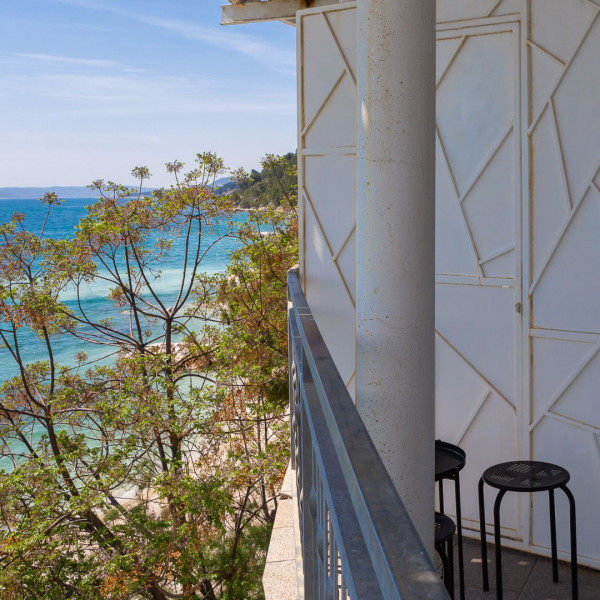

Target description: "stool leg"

left=561, top=485, right=578, bottom=600
left=436, top=542, right=452, bottom=598
left=478, top=478, right=489, bottom=591
left=439, top=479, right=445, bottom=514
left=493, top=489, right=507, bottom=600
left=447, top=535, right=455, bottom=600
left=454, top=473, right=465, bottom=600
left=549, top=489, right=559, bottom=582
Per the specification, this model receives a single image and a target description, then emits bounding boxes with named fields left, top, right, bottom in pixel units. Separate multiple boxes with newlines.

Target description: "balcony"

left=284, top=267, right=448, bottom=600
left=270, top=268, right=600, bottom=600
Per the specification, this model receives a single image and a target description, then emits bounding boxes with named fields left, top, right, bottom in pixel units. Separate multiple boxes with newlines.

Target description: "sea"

left=0, top=197, right=246, bottom=384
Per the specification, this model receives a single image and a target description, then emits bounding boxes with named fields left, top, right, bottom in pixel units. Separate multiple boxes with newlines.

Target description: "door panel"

left=435, top=21, right=522, bottom=537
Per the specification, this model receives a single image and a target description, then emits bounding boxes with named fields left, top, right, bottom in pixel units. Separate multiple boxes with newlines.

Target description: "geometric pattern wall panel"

left=304, top=154, right=355, bottom=262
left=461, top=386, right=519, bottom=536
left=530, top=335, right=598, bottom=428
left=304, top=72, right=356, bottom=149
left=529, top=8, right=600, bottom=286
left=436, top=284, right=519, bottom=535
left=435, top=18, right=521, bottom=537
left=531, top=329, right=600, bottom=559
left=530, top=0, right=598, bottom=66
left=528, top=0, right=600, bottom=566
left=531, top=413, right=600, bottom=560
left=533, top=186, right=600, bottom=333
left=436, top=335, right=519, bottom=535
left=492, top=0, right=523, bottom=15
left=437, top=33, right=514, bottom=197
left=529, top=337, right=600, bottom=566
left=436, top=335, right=492, bottom=442
left=435, top=0, right=600, bottom=567
left=298, top=3, right=357, bottom=398
left=545, top=343, right=600, bottom=430
left=530, top=42, right=564, bottom=121
left=461, top=131, right=515, bottom=279
left=553, top=16, right=600, bottom=204
left=437, top=284, right=518, bottom=407
left=436, top=23, right=519, bottom=288
left=531, top=107, right=571, bottom=271
left=304, top=205, right=356, bottom=387
left=435, top=136, right=481, bottom=277
left=294, top=0, right=600, bottom=566
left=437, top=0, right=522, bottom=23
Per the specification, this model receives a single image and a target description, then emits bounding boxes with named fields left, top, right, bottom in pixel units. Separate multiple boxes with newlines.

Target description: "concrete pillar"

left=356, top=0, right=436, bottom=550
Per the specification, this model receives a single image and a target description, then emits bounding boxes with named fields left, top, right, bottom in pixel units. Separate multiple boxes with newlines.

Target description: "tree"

left=225, top=152, right=297, bottom=210
left=205, top=206, right=297, bottom=535
left=0, top=152, right=297, bottom=599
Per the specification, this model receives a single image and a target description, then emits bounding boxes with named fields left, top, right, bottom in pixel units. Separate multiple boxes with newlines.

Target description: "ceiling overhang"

left=221, top=0, right=348, bottom=26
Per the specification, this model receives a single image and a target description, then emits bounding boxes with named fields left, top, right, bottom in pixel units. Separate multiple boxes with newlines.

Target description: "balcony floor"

left=441, top=537, right=599, bottom=599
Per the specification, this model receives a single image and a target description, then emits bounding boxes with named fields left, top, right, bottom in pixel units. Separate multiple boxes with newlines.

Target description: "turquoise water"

left=0, top=198, right=245, bottom=382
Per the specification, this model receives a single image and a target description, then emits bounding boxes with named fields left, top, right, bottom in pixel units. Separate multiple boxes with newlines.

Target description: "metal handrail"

left=288, top=267, right=449, bottom=599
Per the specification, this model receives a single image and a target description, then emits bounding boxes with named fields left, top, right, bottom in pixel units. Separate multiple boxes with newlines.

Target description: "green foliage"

left=210, top=209, right=297, bottom=407
left=222, top=152, right=297, bottom=211
left=0, top=153, right=298, bottom=599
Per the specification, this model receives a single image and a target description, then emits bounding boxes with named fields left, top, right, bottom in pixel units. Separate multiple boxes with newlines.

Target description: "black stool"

left=435, top=512, right=456, bottom=599
left=478, top=461, right=578, bottom=600
left=435, top=440, right=466, bottom=600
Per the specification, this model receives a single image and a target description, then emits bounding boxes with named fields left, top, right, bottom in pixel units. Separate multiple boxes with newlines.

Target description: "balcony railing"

left=287, top=268, right=449, bottom=600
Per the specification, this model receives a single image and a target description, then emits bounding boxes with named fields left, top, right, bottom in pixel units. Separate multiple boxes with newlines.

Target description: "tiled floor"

left=438, top=537, right=599, bottom=600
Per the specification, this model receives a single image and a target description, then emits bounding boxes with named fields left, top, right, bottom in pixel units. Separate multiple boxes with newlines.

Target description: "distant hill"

left=225, top=152, right=297, bottom=209
left=1, top=166, right=290, bottom=205
left=0, top=186, right=159, bottom=200
left=212, top=176, right=231, bottom=188
left=0, top=186, right=99, bottom=200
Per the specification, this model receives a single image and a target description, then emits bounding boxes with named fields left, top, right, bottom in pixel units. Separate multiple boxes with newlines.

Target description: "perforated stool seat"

left=435, top=512, right=456, bottom=599
left=483, top=461, right=570, bottom=491
left=478, top=461, right=578, bottom=600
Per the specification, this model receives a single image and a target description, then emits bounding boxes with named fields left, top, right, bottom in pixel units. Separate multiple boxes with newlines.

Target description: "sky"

left=0, top=0, right=297, bottom=188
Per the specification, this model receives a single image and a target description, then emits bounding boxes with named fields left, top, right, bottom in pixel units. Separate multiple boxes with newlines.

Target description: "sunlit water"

left=0, top=198, right=248, bottom=471
left=0, top=198, right=245, bottom=382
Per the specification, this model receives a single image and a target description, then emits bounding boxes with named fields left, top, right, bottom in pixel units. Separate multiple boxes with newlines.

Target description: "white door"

left=434, top=19, right=523, bottom=540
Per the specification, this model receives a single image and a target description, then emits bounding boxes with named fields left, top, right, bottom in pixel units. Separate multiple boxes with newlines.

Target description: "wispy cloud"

left=0, top=0, right=297, bottom=186
left=15, top=53, right=120, bottom=68
left=1, top=72, right=295, bottom=116
left=50, top=0, right=296, bottom=73
left=135, top=16, right=296, bottom=73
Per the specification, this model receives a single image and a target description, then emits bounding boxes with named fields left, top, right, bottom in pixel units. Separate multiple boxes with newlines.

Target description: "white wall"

left=297, top=0, right=600, bottom=567
left=297, top=3, right=358, bottom=398
left=435, top=0, right=600, bottom=569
